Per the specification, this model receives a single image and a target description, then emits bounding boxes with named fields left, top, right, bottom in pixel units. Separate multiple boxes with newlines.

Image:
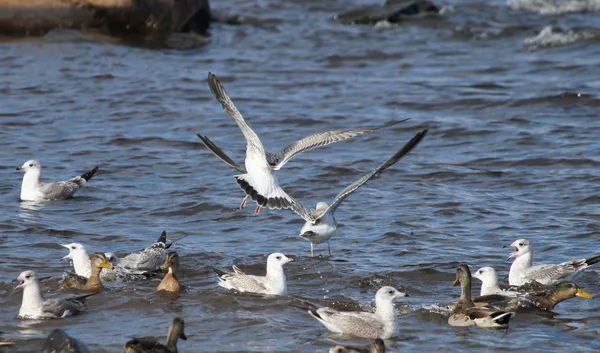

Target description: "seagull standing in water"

left=289, top=129, right=427, bottom=256
left=202, top=72, right=408, bottom=215
left=17, top=160, right=99, bottom=201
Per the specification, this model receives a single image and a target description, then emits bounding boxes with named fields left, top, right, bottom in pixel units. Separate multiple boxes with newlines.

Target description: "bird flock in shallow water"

left=10, top=73, right=599, bottom=352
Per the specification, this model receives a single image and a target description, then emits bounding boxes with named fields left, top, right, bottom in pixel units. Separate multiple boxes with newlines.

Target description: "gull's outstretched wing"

left=197, top=134, right=246, bottom=173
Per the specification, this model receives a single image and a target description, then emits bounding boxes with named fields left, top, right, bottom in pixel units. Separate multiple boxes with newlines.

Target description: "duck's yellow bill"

left=453, top=278, right=460, bottom=286
left=576, top=288, right=593, bottom=299
left=101, top=261, right=114, bottom=270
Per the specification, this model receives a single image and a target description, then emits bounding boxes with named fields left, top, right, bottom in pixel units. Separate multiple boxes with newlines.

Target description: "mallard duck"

left=156, top=252, right=182, bottom=293
left=124, top=317, right=187, bottom=353
left=292, top=287, right=407, bottom=339
left=15, top=270, right=93, bottom=320
left=505, top=238, right=600, bottom=286
left=472, top=281, right=592, bottom=312
left=448, top=264, right=515, bottom=328
left=60, top=253, right=113, bottom=293
left=213, top=253, right=293, bottom=295
left=329, top=339, right=385, bottom=353
left=41, top=329, right=90, bottom=353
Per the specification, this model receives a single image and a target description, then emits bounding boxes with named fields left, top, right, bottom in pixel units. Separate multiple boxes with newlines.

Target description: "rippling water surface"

left=1, top=0, right=600, bottom=351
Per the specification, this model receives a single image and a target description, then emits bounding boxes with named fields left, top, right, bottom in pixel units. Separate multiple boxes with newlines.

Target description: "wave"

left=508, top=0, right=600, bottom=14
left=524, top=26, right=599, bottom=49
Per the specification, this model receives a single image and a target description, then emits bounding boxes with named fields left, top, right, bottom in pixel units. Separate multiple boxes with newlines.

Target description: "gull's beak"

left=453, top=278, right=460, bottom=286
left=285, top=255, right=295, bottom=263
left=101, top=260, right=114, bottom=270
left=396, top=292, right=408, bottom=298
left=504, top=244, right=518, bottom=260
left=16, top=167, right=21, bottom=170
left=576, top=288, right=593, bottom=299
left=14, top=279, right=25, bottom=290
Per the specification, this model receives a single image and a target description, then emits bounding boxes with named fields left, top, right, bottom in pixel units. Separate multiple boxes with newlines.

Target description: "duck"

left=156, top=252, right=182, bottom=293
left=213, top=253, right=293, bottom=295
left=329, top=339, right=385, bottom=353
left=448, top=264, right=515, bottom=328
left=41, top=329, right=90, bottom=353
left=60, top=253, right=113, bottom=293
left=472, top=281, right=593, bottom=312
left=124, top=317, right=187, bottom=353
left=15, top=270, right=93, bottom=320
left=293, top=286, right=407, bottom=339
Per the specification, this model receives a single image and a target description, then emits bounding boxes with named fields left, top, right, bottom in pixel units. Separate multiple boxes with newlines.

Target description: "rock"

left=334, top=0, right=439, bottom=25
left=0, top=0, right=211, bottom=36
left=41, top=329, right=90, bottom=353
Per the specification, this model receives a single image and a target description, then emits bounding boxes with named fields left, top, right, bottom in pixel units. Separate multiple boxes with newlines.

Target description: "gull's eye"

left=29, top=163, right=33, bottom=167
left=518, top=243, right=523, bottom=246
left=276, top=256, right=281, bottom=260
left=25, top=275, right=31, bottom=279
left=388, top=290, right=394, bottom=295
left=71, top=246, right=76, bottom=250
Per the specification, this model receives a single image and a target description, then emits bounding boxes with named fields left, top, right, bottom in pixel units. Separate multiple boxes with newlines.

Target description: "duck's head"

left=90, top=253, right=114, bottom=271
left=551, top=282, right=593, bottom=301
left=60, top=243, right=88, bottom=261
left=453, top=264, right=472, bottom=287
left=15, top=270, right=37, bottom=290
left=168, top=317, right=187, bottom=341
left=504, top=238, right=531, bottom=260
left=375, top=286, right=407, bottom=303
left=161, top=251, right=180, bottom=271
left=16, top=160, right=41, bottom=173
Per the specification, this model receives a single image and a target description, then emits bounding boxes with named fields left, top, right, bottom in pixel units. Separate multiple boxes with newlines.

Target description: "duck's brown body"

left=61, top=253, right=113, bottom=293
left=156, top=252, right=182, bottom=293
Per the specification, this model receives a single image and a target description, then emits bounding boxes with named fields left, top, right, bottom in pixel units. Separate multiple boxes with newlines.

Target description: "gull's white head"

left=473, top=267, right=498, bottom=283
left=60, top=243, right=88, bottom=260
left=104, top=252, right=119, bottom=266
left=505, top=238, right=531, bottom=260
left=266, top=253, right=294, bottom=268
left=15, top=270, right=37, bottom=290
left=17, top=160, right=41, bottom=173
left=315, top=202, right=329, bottom=211
left=376, top=286, right=407, bottom=303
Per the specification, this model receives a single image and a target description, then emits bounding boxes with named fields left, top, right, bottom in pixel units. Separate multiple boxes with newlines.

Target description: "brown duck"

left=61, top=253, right=113, bottom=293
left=448, top=264, right=515, bottom=328
left=124, top=317, right=187, bottom=353
left=156, top=252, right=182, bottom=293
left=473, top=281, right=592, bottom=312
left=329, top=339, right=385, bottom=353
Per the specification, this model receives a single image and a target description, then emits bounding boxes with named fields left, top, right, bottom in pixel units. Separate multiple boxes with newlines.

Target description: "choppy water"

left=1, top=0, right=600, bottom=351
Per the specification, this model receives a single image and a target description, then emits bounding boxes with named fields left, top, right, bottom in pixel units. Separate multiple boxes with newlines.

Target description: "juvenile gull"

left=15, top=270, right=93, bottom=320
left=124, top=317, right=187, bottom=353
left=329, top=339, right=385, bottom=353
left=448, top=264, right=514, bottom=328
left=293, top=286, right=407, bottom=339
left=17, top=160, right=99, bottom=201
left=472, top=267, right=517, bottom=297
left=203, top=72, right=407, bottom=215
left=111, top=230, right=172, bottom=274
left=289, top=129, right=427, bottom=256
left=212, top=253, right=293, bottom=295
left=506, top=238, right=600, bottom=286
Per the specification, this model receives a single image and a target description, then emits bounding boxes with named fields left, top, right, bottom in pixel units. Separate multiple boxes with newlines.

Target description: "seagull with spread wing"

left=202, top=72, right=408, bottom=215
left=288, top=129, right=427, bottom=256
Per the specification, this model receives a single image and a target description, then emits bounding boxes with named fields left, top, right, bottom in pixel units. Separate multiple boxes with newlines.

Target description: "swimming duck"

left=472, top=281, right=593, bottom=312
left=124, top=317, right=187, bottom=353
left=448, top=264, right=515, bottom=328
left=60, top=253, right=113, bottom=293
left=15, top=270, right=93, bottom=320
left=329, top=339, right=385, bottom=353
left=41, top=329, right=90, bottom=353
left=156, top=252, right=182, bottom=293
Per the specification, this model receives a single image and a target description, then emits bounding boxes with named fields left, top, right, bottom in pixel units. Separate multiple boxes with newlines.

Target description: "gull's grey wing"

left=42, top=296, right=89, bottom=317
left=208, top=72, right=267, bottom=160
left=121, top=248, right=167, bottom=272
left=197, top=134, right=246, bottom=173
left=223, top=274, right=269, bottom=293
left=289, top=198, right=317, bottom=223
left=316, top=129, right=428, bottom=220
left=523, top=263, right=577, bottom=284
left=269, top=119, right=409, bottom=170
left=40, top=181, right=80, bottom=200
left=319, top=309, right=384, bottom=338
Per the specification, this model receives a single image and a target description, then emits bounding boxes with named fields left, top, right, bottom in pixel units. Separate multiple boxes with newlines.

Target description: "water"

left=1, top=0, right=600, bottom=351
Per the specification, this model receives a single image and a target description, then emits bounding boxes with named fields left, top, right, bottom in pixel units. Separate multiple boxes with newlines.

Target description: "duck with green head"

left=449, top=264, right=515, bottom=328
left=473, top=281, right=592, bottom=312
